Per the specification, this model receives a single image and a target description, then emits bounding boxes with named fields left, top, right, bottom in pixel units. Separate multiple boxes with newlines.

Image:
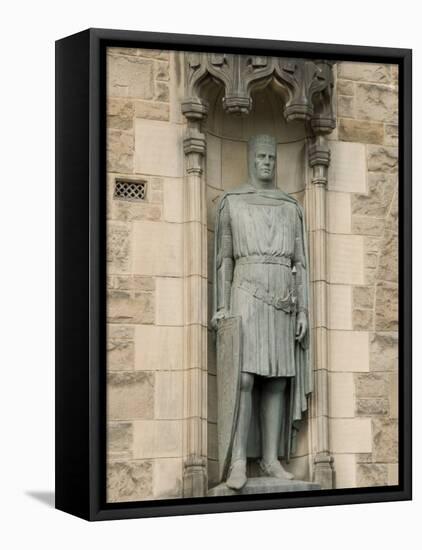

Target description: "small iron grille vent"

left=114, top=179, right=147, bottom=201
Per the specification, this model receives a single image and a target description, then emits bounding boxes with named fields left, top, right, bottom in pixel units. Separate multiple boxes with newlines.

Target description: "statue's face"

left=253, top=144, right=276, bottom=183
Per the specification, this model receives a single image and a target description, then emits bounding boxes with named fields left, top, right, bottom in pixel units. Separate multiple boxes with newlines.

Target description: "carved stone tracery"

left=182, top=53, right=336, bottom=133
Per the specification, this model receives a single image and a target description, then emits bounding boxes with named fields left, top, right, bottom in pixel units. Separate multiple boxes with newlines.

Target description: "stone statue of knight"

left=212, top=134, right=313, bottom=490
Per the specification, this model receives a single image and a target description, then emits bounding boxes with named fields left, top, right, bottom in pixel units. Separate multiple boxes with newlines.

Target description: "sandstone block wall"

left=106, top=49, right=399, bottom=501
left=106, top=47, right=186, bottom=502
left=327, top=61, right=398, bottom=487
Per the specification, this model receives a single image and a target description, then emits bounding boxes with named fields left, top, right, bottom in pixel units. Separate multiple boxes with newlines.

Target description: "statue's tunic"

left=217, top=190, right=306, bottom=378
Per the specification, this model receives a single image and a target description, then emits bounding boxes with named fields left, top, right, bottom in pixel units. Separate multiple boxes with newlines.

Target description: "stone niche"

left=202, top=79, right=312, bottom=489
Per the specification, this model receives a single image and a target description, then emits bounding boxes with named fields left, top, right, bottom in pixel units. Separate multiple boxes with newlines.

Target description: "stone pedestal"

left=208, top=477, right=321, bottom=496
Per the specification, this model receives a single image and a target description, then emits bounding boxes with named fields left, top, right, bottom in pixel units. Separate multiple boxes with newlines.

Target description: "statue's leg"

left=226, top=372, right=254, bottom=490
left=260, top=377, right=285, bottom=464
left=259, top=377, right=294, bottom=480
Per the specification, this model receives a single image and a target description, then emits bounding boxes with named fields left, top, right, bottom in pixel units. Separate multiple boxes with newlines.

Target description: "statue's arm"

left=213, top=198, right=233, bottom=326
left=293, top=212, right=308, bottom=317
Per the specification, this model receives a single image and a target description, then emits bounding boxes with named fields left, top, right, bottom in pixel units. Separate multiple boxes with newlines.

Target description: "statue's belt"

left=236, top=255, right=292, bottom=268
left=234, top=280, right=297, bottom=313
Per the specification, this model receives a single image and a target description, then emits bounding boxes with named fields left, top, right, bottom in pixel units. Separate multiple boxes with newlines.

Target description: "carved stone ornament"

left=182, top=53, right=336, bottom=133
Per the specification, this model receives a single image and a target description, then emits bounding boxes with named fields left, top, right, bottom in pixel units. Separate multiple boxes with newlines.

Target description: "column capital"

left=308, top=135, right=331, bottom=185
left=183, top=128, right=206, bottom=175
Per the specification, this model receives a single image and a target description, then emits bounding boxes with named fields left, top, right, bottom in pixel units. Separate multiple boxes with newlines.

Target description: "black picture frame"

left=55, top=28, right=412, bottom=521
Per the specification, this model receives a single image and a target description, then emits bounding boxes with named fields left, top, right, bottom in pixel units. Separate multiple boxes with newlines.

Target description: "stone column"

left=307, top=135, right=335, bottom=488
left=181, top=121, right=208, bottom=496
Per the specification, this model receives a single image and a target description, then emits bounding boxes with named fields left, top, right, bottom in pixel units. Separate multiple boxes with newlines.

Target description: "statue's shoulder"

left=216, top=184, right=251, bottom=208
left=221, top=184, right=251, bottom=198
left=277, top=192, right=304, bottom=217
left=263, top=188, right=304, bottom=213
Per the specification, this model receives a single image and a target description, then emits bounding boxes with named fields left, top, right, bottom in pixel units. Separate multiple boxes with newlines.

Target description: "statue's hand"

left=295, top=311, right=308, bottom=342
left=211, top=309, right=228, bottom=331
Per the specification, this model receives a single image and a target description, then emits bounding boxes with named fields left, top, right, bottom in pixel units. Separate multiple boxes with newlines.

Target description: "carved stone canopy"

left=182, top=53, right=336, bottom=135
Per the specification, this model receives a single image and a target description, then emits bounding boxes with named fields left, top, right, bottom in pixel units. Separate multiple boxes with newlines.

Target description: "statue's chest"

left=232, top=199, right=292, bottom=233
left=229, top=197, right=296, bottom=253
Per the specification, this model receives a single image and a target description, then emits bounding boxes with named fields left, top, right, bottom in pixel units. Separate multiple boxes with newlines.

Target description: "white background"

left=0, top=1, right=419, bottom=548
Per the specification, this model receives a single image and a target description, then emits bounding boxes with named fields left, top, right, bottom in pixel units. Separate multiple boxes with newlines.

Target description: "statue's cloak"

left=212, top=183, right=313, bottom=477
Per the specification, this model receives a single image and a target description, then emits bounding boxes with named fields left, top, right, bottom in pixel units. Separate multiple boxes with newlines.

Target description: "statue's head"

left=247, top=134, right=277, bottom=187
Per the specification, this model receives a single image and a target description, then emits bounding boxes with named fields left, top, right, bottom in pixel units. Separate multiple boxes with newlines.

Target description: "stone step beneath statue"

left=208, top=477, right=321, bottom=496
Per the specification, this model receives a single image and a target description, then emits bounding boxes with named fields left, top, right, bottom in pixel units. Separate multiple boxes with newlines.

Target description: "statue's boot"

left=259, top=459, right=294, bottom=480
left=226, top=459, right=247, bottom=490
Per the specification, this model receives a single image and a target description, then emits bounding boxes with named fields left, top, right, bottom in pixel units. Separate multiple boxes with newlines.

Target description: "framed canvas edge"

left=55, top=27, right=412, bottom=522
